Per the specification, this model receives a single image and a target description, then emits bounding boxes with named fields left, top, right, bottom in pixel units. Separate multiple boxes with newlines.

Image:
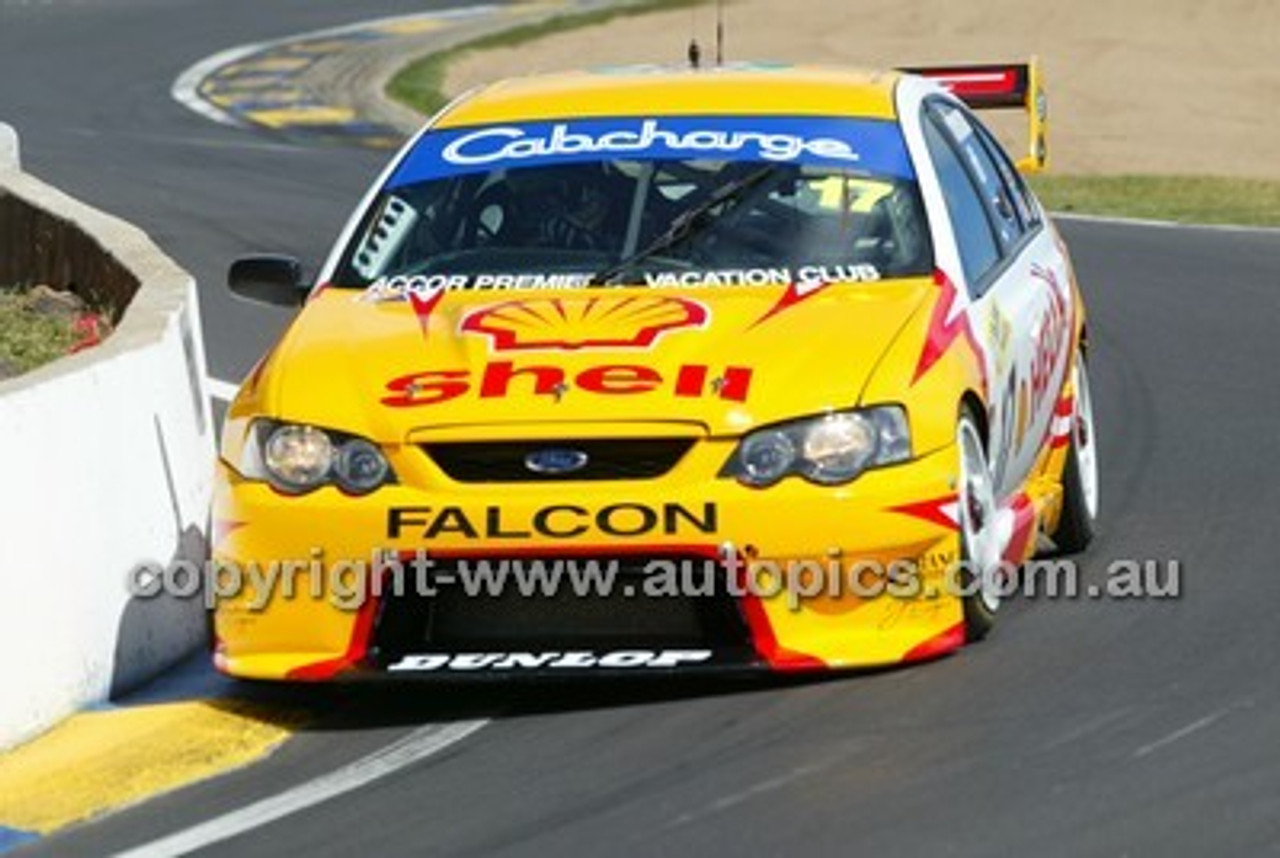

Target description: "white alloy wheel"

left=957, top=414, right=1001, bottom=637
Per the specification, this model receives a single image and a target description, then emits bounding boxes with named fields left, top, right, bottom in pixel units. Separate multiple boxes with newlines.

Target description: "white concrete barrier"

left=0, top=134, right=213, bottom=750
left=0, top=122, right=17, bottom=170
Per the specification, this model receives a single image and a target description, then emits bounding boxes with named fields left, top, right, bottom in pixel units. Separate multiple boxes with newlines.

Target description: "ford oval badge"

left=524, top=448, right=590, bottom=476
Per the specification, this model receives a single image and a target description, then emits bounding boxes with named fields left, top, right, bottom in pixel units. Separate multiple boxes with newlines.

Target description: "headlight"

left=264, top=424, right=334, bottom=491
left=240, top=420, right=395, bottom=495
left=738, top=430, right=797, bottom=486
left=721, top=407, right=911, bottom=488
left=334, top=438, right=391, bottom=493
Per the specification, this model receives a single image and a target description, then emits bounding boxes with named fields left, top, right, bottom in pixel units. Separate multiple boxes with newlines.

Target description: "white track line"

left=112, top=719, right=488, bottom=858
left=205, top=377, right=241, bottom=404
left=663, top=760, right=833, bottom=830
left=171, top=42, right=263, bottom=127
left=1053, top=211, right=1280, bottom=236
left=1133, top=709, right=1229, bottom=759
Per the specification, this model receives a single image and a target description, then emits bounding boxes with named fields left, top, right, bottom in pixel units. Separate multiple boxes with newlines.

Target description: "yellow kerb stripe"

left=0, top=701, right=299, bottom=833
left=247, top=106, right=357, bottom=128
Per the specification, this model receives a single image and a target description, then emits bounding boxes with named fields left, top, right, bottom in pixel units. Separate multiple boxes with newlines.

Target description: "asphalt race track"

left=5, top=2, right=1280, bottom=855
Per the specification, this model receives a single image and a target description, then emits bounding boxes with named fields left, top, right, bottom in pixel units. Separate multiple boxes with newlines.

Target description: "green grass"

left=1030, top=174, right=1280, bottom=228
left=387, top=0, right=705, bottom=117
left=0, top=290, right=79, bottom=378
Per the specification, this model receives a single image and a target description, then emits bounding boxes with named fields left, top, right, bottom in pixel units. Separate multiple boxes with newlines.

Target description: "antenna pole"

left=715, top=0, right=725, bottom=66
left=687, top=3, right=702, bottom=69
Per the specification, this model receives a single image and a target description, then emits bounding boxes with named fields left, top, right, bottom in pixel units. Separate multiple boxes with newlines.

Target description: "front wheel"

left=956, top=412, right=1002, bottom=641
left=1053, top=359, right=1099, bottom=553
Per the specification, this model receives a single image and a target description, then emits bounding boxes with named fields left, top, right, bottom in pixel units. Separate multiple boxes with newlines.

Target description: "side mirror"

left=228, top=255, right=308, bottom=307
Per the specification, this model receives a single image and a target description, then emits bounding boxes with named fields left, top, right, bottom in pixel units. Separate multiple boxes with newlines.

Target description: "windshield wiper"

left=588, top=165, right=777, bottom=287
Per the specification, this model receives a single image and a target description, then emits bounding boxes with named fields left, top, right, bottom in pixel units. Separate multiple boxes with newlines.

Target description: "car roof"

left=433, top=64, right=904, bottom=128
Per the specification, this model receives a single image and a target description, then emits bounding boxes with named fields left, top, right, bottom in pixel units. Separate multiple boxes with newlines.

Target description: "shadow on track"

left=204, top=668, right=870, bottom=734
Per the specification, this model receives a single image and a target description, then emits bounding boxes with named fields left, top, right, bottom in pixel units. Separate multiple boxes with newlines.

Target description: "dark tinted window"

left=923, top=112, right=1001, bottom=285
left=971, top=118, right=1042, bottom=230
left=931, top=101, right=1024, bottom=250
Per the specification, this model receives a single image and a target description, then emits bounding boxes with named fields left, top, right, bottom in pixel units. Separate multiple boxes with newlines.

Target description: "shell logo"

left=460, top=295, right=708, bottom=352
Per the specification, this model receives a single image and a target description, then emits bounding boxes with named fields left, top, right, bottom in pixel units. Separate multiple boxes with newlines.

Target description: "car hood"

left=246, top=279, right=936, bottom=440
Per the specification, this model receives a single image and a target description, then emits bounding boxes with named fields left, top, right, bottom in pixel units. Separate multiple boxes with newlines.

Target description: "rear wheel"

left=1053, top=359, right=1099, bottom=553
left=957, top=412, right=1002, bottom=641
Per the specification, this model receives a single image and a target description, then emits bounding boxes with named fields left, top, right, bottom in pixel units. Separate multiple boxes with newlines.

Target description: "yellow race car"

left=215, top=60, right=1097, bottom=679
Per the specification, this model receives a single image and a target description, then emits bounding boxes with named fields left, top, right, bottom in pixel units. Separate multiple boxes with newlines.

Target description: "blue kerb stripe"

left=0, top=827, right=40, bottom=853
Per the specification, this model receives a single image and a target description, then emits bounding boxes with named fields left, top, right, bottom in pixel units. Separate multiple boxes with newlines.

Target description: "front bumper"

left=211, top=443, right=967, bottom=680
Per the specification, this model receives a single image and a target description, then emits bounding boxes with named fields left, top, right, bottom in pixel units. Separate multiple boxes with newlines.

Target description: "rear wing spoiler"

left=901, top=57, right=1049, bottom=173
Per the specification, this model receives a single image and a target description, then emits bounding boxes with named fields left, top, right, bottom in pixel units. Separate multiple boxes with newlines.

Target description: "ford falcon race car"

left=214, top=60, right=1098, bottom=679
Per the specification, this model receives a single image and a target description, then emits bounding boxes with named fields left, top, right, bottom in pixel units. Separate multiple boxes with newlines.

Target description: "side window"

left=971, top=118, right=1042, bottom=229
left=931, top=101, right=1025, bottom=251
left=922, top=110, right=1001, bottom=286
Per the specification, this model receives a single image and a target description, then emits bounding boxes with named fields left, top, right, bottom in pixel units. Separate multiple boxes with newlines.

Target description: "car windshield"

left=334, top=116, right=933, bottom=291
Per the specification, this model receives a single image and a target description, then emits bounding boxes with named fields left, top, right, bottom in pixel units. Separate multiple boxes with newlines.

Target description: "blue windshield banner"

left=388, top=115, right=915, bottom=186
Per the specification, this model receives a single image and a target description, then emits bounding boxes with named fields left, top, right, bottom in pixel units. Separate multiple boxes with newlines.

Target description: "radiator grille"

left=424, top=438, right=694, bottom=482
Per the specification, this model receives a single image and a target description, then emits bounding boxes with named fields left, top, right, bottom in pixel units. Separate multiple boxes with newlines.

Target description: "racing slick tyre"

left=957, top=410, right=1002, bottom=641
left=1052, top=359, right=1099, bottom=554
